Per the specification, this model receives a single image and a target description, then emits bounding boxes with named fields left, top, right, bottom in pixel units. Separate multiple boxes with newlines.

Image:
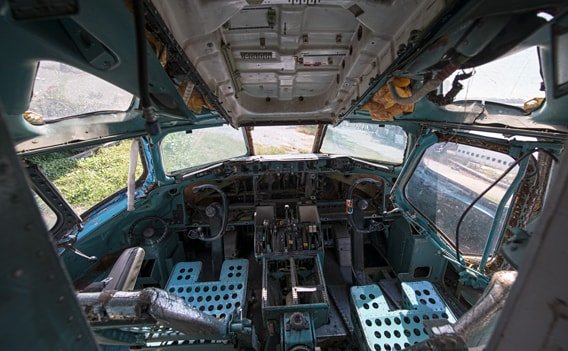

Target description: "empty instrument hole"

left=414, top=267, right=431, bottom=278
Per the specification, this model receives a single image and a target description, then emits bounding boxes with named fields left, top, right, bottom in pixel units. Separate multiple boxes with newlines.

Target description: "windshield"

left=252, top=126, right=316, bottom=155
left=161, top=125, right=248, bottom=173
left=29, top=61, right=133, bottom=121
left=321, top=122, right=407, bottom=164
left=443, top=47, right=544, bottom=106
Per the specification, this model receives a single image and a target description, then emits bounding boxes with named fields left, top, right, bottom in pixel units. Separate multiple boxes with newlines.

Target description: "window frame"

left=25, top=138, right=149, bottom=222
left=552, top=17, right=568, bottom=97
left=398, top=133, right=524, bottom=258
left=441, top=46, right=545, bottom=107
left=32, top=190, right=60, bottom=232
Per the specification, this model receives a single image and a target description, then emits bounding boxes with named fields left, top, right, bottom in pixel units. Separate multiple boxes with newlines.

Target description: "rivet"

left=13, top=269, right=24, bottom=278
left=58, top=296, right=65, bottom=302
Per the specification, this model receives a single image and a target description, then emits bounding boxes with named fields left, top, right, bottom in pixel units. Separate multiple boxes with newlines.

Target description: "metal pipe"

left=133, top=0, right=160, bottom=136
left=77, top=288, right=228, bottom=340
left=133, top=0, right=150, bottom=108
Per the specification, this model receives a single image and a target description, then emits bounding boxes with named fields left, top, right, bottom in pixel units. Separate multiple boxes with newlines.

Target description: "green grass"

left=30, top=141, right=143, bottom=213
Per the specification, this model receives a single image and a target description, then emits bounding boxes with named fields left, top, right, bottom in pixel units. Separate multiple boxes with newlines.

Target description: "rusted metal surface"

left=437, top=133, right=510, bottom=155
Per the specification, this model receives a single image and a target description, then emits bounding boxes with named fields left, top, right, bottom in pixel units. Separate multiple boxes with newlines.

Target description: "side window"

left=33, top=192, right=58, bottom=230
left=28, top=140, right=144, bottom=215
left=405, top=142, right=518, bottom=256
left=442, top=47, right=544, bottom=106
left=28, top=61, right=132, bottom=121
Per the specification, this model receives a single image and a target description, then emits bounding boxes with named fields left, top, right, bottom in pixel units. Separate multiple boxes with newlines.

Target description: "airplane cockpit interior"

left=1, top=0, right=567, bottom=350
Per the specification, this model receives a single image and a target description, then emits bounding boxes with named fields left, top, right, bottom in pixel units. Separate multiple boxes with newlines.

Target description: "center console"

left=255, top=204, right=329, bottom=351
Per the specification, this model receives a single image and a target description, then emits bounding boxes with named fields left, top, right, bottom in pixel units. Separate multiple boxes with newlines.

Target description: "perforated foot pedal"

left=166, top=259, right=249, bottom=321
left=350, top=281, right=456, bottom=351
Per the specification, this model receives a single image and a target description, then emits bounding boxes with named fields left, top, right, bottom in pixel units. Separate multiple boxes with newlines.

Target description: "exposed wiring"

left=454, top=148, right=558, bottom=264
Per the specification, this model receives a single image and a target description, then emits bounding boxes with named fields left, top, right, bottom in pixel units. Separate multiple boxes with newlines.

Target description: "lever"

left=57, top=234, right=97, bottom=261
left=378, top=208, right=402, bottom=225
left=384, top=207, right=401, bottom=215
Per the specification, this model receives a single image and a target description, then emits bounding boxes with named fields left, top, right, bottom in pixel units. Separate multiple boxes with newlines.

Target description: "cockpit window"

left=29, top=139, right=145, bottom=215
left=443, top=47, right=544, bottom=106
left=251, top=126, right=316, bottom=155
left=321, top=122, right=407, bottom=164
left=405, top=142, right=518, bottom=256
left=28, top=61, right=132, bottom=120
left=161, top=125, right=247, bottom=173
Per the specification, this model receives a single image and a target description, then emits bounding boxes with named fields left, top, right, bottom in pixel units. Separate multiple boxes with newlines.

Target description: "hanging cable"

left=454, top=148, right=558, bottom=264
